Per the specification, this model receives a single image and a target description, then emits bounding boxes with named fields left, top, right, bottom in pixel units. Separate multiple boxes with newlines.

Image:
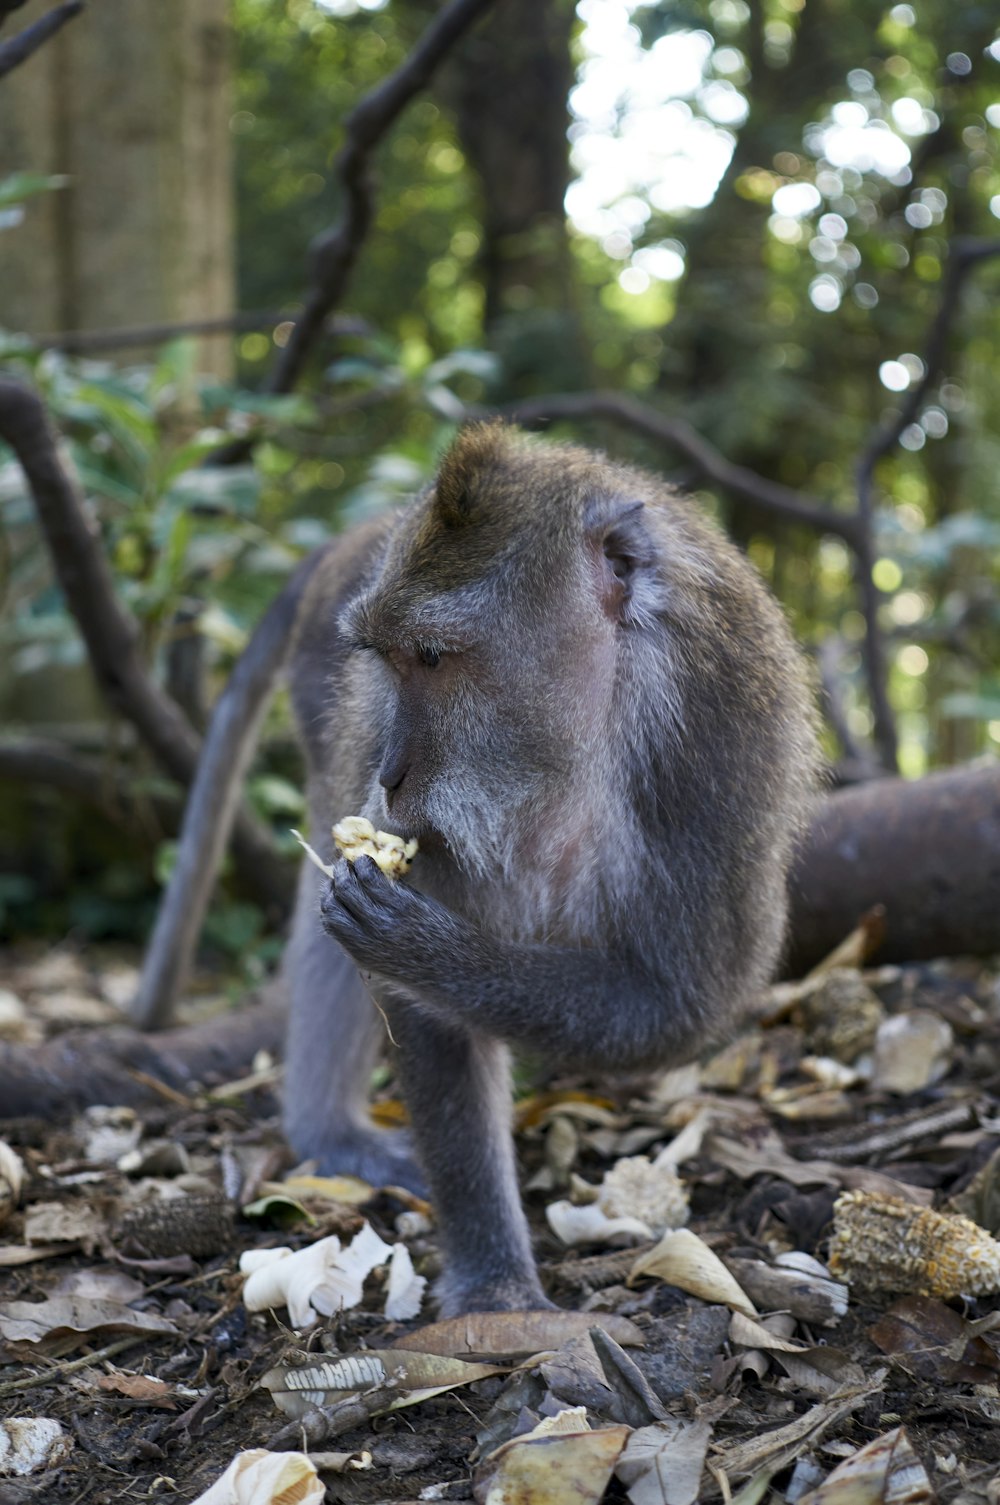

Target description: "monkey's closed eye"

left=417, top=645, right=441, bottom=669
left=606, top=551, right=632, bottom=582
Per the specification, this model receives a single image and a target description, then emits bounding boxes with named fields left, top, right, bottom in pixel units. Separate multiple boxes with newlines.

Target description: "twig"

left=484, top=391, right=861, bottom=546
left=32, top=309, right=369, bottom=355
left=0, top=380, right=291, bottom=911
left=0, top=1335, right=149, bottom=1398
left=268, top=1385, right=401, bottom=1450
left=0, top=0, right=82, bottom=79
left=266, top=0, right=496, bottom=397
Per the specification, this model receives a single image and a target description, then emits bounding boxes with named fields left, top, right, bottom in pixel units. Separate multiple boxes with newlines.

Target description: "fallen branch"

left=0, top=0, right=81, bottom=79
left=788, top=760, right=1000, bottom=973
left=0, top=989, right=285, bottom=1117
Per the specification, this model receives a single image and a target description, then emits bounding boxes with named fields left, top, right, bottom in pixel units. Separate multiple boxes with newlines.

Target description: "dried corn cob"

left=829, top=1190, right=1000, bottom=1299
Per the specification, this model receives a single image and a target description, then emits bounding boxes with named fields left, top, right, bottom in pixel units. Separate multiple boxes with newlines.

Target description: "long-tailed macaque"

left=137, top=423, right=817, bottom=1316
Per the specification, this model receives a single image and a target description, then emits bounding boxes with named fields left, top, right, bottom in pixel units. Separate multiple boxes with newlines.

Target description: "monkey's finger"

left=329, top=855, right=389, bottom=921
left=318, top=889, right=368, bottom=944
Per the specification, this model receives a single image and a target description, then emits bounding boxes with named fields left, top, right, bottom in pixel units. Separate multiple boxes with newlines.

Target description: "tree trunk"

left=0, top=0, right=234, bottom=376
left=434, top=0, right=589, bottom=395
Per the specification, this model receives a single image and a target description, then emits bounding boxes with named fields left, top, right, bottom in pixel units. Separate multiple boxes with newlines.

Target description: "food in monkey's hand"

left=333, top=816, right=418, bottom=877
left=291, top=818, right=417, bottom=881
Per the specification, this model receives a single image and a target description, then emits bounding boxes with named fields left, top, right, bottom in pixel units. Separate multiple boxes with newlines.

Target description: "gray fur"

left=283, top=424, right=818, bottom=1314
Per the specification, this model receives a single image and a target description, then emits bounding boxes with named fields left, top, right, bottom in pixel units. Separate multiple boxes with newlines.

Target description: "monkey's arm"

left=320, top=857, right=710, bottom=1070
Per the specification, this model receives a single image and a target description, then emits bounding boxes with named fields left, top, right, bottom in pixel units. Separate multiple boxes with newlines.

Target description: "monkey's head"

left=339, top=423, right=678, bottom=878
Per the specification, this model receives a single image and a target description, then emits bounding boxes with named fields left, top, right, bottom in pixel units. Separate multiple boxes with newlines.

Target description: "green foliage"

left=0, top=171, right=67, bottom=230
left=3, top=0, right=1000, bottom=950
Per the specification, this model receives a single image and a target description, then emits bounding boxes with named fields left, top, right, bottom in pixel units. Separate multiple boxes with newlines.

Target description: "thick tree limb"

left=0, top=991, right=285, bottom=1118
left=0, top=735, right=183, bottom=834
left=0, top=380, right=291, bottom=911
left=788, top=760, right=1000, bottom=973
left=265, top=0, right=497, bottom=397
left=131, top=548, right=332, bottom=1030
left=0, top=0, right=81, bottom=79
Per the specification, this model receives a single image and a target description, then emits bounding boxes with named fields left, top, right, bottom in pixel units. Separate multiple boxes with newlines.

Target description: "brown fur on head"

left=433, top=420, right=516, bottom=526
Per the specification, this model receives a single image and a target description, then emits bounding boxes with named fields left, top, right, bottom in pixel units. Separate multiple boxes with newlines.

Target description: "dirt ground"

left=2, top=942, right=1000, bottom=1504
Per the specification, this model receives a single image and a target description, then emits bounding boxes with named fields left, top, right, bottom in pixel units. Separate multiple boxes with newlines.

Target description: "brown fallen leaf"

left=23, top=1199, right=107, bottom=1253
left=796, top=1426, right=932, bottom=1504
left=261, top=1348, right=504, bottom=1418
left=0, top=1296, right=177, bottom=1357
left=615, top=1419, right=713, bottom=1505
left=628, top=1229, right=757, bottom=1316
left=708, top=1132, right=934, bottom=1205
left=0, top=1244, right=67, bottom=1268
left=269, top=1174, right=376, bottom=1206
left=308, top=1450, right=371, bottom=1474
left=391, top=1309, right=643, bottom=1358
left=473, top=1410, right=630, bottom=1505
left=869, top=1295, right=1000, bottom=1384
left=710, top=1373, right=886, bottom=1481
left=724, top=1252, right=848, bottom=1327
left=95, top=1372, right=179, bottom=1408
left=729, top=1312, right=865, bottom=1398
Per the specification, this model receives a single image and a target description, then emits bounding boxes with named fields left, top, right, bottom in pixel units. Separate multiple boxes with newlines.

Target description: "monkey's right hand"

left=319, top=854, right=472, bottom=983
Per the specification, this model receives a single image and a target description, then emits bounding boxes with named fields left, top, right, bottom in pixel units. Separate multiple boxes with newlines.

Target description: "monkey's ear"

left=592, top=501, right=657, bottom=624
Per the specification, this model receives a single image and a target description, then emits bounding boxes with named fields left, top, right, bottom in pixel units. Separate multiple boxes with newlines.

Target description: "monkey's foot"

left=434, top=1274, right=556, bottom=1318
left=308, top=1126, right=428, bottom=1199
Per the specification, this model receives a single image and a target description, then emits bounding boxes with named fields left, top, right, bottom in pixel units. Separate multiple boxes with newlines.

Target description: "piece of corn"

left=828, top=1189, right=1000, bottom=1299
left=332, top=816, right=418, bottom=878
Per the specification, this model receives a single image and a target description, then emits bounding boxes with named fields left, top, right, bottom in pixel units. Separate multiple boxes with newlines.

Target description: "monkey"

left=135, top=421, right=818, bottom=1316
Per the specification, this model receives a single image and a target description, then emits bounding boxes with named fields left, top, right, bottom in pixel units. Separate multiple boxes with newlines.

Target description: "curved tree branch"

left=486, top=390, right=863, bottom=546
left=0, top=0, right=81, bottom=79
left=266, top=0, right=497, bottom=397
left=0, top=380, right=292, bottom=911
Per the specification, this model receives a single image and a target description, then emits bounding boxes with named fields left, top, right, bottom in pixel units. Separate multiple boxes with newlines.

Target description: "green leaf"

left=0, top=172, right=69, bottom=210
left=248, top=774, right=305, bottom=819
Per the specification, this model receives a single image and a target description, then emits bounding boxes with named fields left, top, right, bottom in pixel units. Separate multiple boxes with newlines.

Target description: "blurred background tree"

left=1, top=0, right=998, bottom=967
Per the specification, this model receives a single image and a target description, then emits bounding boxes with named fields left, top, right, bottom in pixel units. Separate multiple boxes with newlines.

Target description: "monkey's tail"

left=131, top=547, right=332, bottom=1030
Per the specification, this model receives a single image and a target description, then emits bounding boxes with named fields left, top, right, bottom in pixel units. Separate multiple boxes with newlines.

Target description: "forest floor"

left=1, top=940, right=1000, bottom=1505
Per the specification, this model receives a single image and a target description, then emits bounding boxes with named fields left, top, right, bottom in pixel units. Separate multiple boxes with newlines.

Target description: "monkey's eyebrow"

left=339, top=597, right=472, bottom=656
left=582, top=495, right=646, bottom=531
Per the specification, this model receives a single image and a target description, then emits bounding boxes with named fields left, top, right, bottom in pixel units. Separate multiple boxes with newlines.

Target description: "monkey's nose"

left=379, top=751, right=410, bottom=794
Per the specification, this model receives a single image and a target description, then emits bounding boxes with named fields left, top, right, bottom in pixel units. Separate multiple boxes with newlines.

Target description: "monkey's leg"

left=283, top=862, right=426, bottom=1194
left=383, top=998, right=550, bottom=1316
